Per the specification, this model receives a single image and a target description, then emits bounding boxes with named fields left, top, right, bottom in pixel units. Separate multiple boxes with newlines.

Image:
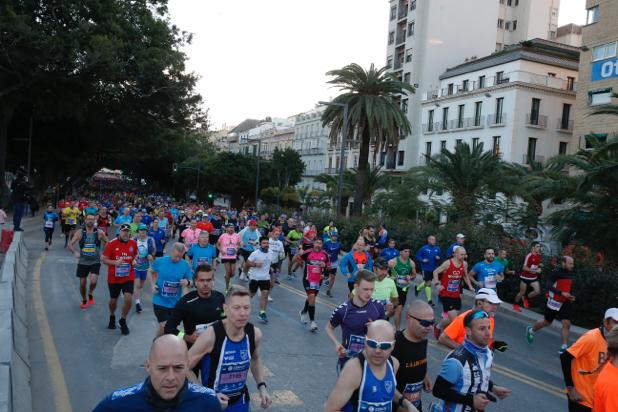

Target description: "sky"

left=167, top=0, right=587, bottom=129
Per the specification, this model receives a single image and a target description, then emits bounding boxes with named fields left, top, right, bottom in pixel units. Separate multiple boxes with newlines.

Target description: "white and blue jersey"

left=343, top=353, right=396, bottom=412
left=471, top=260, right=504, bottom=290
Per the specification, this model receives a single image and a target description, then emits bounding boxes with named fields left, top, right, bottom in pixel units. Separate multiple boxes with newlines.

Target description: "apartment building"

left=573, top=0, right=618, bottom=147
left=260, top=127, right=294, bottom=159
left=237, top=117, right=294, bottom=156
left=555, top=23, right=583, bottom=47
left=420, top=39, right=579, bottom=164
left=386, top=0, right=561, bottom=168
left=292, top=108, right=329, bottom=188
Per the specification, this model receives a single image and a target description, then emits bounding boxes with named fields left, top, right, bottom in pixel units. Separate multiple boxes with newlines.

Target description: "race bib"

left=44, top=220, right=54, bottom=228
left=396, top=275, right=409, bottom=287
left=195, top=323, right=210, bottom=336
left=347, top=335, right=365, bottom=357
left=403, top=382, right=423, bottom=408
left=226, top=247, right=237, bottom=257
left=290, top=247, right=299, bottom=256
left=82, top=243, right=96, bottom=256
left=218, top=364, right=249, bottom=388
left=161, top=280, right=180, bottom=297
left=196, top=257, right=210, bottom=266
left=484, top=275, right=497, bottom=289
left=547, top=297, right=563, bottom=311
left=357, top=263, right=365, bottom=270
left=359, top=400, right=391, bottom=412
left=67, top=218, right=76, bottom=225
left=447, top=279, right=460, bottom=292
left=115, top=263, right=130, bottom=277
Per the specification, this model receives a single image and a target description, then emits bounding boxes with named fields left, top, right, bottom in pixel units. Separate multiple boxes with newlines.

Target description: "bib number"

left=347, top=335, right=365, bottom=357
left=357, top=263, right=365, bottom=270
left=45, top=220, right=54, bottom=228
left=447, top=279, right=460, bottom=292
left=226, top=247, right=237, bottom=257
left=161, top=280, right=180, bottom=297
left=67, top=218, right=76, bottom=225
left=116, top=263, right=131, bottom=277
left=483, top=275, right=497, bottom=289
left=397, top=275, right=409, bottom=287
left=547, top=297, right=563, bottom=311
left=195, top=323, right=211, bottom=336
left=196, top=257, right=210, bottom=266
left=82, top=243, right=96, bottom=256
left=403, top=382, right=423, bottom=408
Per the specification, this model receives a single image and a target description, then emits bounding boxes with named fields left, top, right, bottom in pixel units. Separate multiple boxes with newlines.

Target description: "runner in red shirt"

left=101, top=223, right=138, bottom=335
left=196, top=214, right=214, bottom=233
left=432, top=246, right=472, bottom=338
left=513, top=241, right=543, bottom=312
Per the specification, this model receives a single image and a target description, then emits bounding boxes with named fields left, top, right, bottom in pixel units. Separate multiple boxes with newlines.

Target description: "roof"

left=230, top=119, right=260, bottom=133
left=439, top=38, right=580, bottom=80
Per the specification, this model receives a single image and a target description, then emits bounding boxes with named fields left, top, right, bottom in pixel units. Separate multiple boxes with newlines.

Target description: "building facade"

left=292, top=108, right=329, bottom=188
left=386, top=0, right=561, bottom=168
left=260, top=127, right=294, bottom=159
left=555, top=23, right=583, bottom=47
left=572, top=0, right=618, bottom=147
left=420, top=39, right=579, bottom=164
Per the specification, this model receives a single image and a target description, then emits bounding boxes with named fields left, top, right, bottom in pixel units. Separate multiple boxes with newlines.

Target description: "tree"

left=321, top=63, right=414, bottom=215
left=370, top=170, right=426, bottom=221
left=343, top=166, right=389, bottom=210
left=314, top=172, right=353, bottom=214
left=270, top=148, right=304, bottom=188
left=416, top=142, right=505, bottom=223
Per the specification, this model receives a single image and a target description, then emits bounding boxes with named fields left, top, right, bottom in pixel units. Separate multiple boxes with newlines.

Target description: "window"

left=592, top=42, right=617, bottom=62
left=586, top=5, right=599, bottom=25
left=530, top=98, right=541, bottom=125
left=462, top=80, right=469, bottom=92
left=410, top=0, right=416, bottom=11
left=588, top=88, right=613, bottom=106
left=478, top=75, right=486, bottom=89
left=442, top=107, right=449, bottom=130
left=549, top=31, right=556, bottom=39
left=559, top=142, right=568, bottom=155
left=496, top=71, right=505, bottom=83
left=457, top=104, right=465, bottom=128
left=512, top=20, right=517, bottom=31
left=440, top=140, right=447, bottom=151
left=428, top=110, right=434, bottom=131
left=397, top=150, right=405, bottom=166
left=404, top=72, right=411, bottom=84
left=515, top=0, right=519, bottom=5
left=408, top=21, right=415, bottom=36
left=527, top=138, right=537, bottom=164
left=492, top=136, right=501, bottom=155
left=447, top=83, right=454, bottom=95
left=505, top=21, right=511, bottom=31
left=474, top=101, right=482, bottom=126
left=387, top=56, right=393, bottom=68
left=379, top=152, right=386, bottom=166
left=388, top=32, right=395, bottom=45
left=390, top=6, right=397, bottom=20
left=497, top=19, right=504, bottom=29
left=566, top=76, right=575, bottom=91
left=548, top=72, right=556, bottom=78
left=472, top=137, right=480, bottom=149
left=586, top=134, right=607, bottom=148
left=425, top=142, right=432, bottom=164
left=401, top=98, right=408, bottom=113
left=405, top=48, right=413, bottom=63
left=561, top=103, right=571, bottom=129
left=495, top=97, right=504, bottom=123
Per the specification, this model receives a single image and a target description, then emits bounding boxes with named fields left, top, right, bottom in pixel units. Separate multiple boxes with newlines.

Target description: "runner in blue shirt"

left=379, top=238, right=400, bottom=261
left=446, top=233, right=466, bottom=258
left=469, top=247, right=504, bottom=291
left=187, top=232, right=217, bottom=273
left=150, top=242, right=193, bottom=337
left=323, top=233, right=342, bottom=298
left=148, top=219, right=167, bottom=257
left=43, top=205, right=60, bottom=251
left=114, top=209, right=133, bottom=235
left=415, top=235, right=442, bottom=306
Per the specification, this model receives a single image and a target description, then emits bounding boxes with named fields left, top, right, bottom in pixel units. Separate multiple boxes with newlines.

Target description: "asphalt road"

left=18, top=215, right=575, bottom=412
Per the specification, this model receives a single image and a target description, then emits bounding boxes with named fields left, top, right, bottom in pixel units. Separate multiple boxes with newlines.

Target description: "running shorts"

left=76, top=263, right=101, bottom=278
left=108, top=281, right=134, bottom=299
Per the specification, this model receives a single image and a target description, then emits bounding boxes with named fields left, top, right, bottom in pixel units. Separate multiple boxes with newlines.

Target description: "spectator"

left=10, top=169, right=31, bottom=231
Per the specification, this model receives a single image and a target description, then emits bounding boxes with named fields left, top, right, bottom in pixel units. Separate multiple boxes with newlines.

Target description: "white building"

left=386, top=0, right=561, bottom=168
left=555, top=23, right=583, bottom=48
left=293, top=108, right=330, bottom=188
left=420, top=39, right=579, bottom=164
left=238, top=117, right=294, bottom=156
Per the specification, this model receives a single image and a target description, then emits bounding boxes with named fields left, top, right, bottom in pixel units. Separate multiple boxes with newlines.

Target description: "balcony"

left=523, top=154, right=545, bottom=164
left=324, top=167, right=339, bottom=175
left=393, top=58, right=404, bottom=70
left=526, top=113, right=548, bottom=129
left=487, top=113, right=507, bottom=127
left=465, top=116, right=485, bottom=129
left=557, top=118, right=574, bottom=133
left=422, top=123, right=436, bottom=134
left=449, top=119, right=466, bottom=130
left=396, top=31, right=406, bottom=45
left=299, top=147, right=325, bottom=156
left=398, top=4, right=408, bottom=19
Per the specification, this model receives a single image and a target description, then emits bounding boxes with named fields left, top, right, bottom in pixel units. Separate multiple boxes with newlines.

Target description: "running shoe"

left=258, top=311, right=268, bottom=324
left=523, top=298, right=530, bottom=309
left=108, top=316, right=116, bottom=330
left=512, top=303, right=522, bottom=313
left=326, top=290, right=333, bottom=298
left=80, top=301, right=88, bottom=309
left=310, top=321, right=318, bottom=332
left=119, top=318, right=130, bottom=335
left=525, top=325, right=534, bottom=344
left=268, top=296, right=273, bottom=302
left=558, top=344, right=568, bottom=355
left=299, top=310, right=308, bottom=324
left=136, top=302, right=143, bottom=313
left=87, top=296, right=95, bottom=306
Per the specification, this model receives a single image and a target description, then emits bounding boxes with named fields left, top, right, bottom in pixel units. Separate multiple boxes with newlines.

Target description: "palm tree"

left=343, top=166, right=390, bottom=209
left=321, top=63, right=414, bottom=215
left=416, top=141, right=505, bottom=223
left=315, top=172, right=353, bottom=214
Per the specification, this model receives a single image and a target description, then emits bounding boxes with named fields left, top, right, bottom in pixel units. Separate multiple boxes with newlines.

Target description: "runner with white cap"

left=446, top=233, right=465, bottom=259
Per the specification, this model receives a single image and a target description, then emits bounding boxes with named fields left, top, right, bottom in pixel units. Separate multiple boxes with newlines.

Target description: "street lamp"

left=318, top=101, right=349, bottom=216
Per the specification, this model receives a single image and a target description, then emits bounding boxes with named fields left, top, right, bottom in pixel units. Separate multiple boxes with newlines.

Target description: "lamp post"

left=318, top=101, right=349, bottom=216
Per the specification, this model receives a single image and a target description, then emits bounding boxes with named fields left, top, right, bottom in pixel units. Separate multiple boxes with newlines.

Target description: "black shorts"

left=284, top=244, right=291, bottom=256
left=440, top=296, right=462, bottom=313
left=423, top=270, right=434, bottom=282
left=239, top=249, right=252, bottom=260
left=327, top=267, right=338, bottom=276
left=396, top=286, right=409, bottom=307
left=520, top=277, right=539, bottom=286
left=153, top=304, right=174, bottom=323
left=76, top=263, right=101, bottom=278
left=544, top=301, right=572, bottom=322
left=249, top=279, right=271, bottom=294
left=303, top=276, right=322, bottom=296
left=221, top=258, right=237, bottom=264
left=108, top=281, right=134, bottom=299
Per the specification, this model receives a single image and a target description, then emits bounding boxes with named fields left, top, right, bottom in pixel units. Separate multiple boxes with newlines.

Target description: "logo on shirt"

left=240, top=350, right=249, bottom=361
left=384, top=381, right=393, bottom=394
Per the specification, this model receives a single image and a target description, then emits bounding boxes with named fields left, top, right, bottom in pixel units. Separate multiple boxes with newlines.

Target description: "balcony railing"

left=422, top=123, right=435, bottom=133
left=523, top=154, right=545, bottom=164
left=398, top=4, right=408, bottom=19
left=298, top=147, right=325, bottom=155
left=526, top=113, right=548, bottom=128
left=394, top=58, right=404, bottom=70
left=396, top=31, right=406, bottom=45
left=466, top=116, right=485, bottom=129
left=487, top=113, right=507, bottom=126
left=557, top=118, right=574, bottom=133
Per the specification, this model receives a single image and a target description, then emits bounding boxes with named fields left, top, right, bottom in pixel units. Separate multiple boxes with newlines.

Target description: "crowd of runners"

left=32, top=194, right=618, bottom=412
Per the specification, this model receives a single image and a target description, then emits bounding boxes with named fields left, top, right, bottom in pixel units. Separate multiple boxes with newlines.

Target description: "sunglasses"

left=366, top=338, right=395, bottom=350
left=472, top=311, right=490, bottom=320
left=409, top=315, right=435, bottom=327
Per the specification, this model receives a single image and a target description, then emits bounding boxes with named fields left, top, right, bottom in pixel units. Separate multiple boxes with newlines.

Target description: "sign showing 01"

left=591, top=58, right=618, bottom=81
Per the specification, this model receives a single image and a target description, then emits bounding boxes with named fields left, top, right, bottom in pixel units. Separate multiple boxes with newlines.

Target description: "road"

left=17, top=215, right=574, bottom=412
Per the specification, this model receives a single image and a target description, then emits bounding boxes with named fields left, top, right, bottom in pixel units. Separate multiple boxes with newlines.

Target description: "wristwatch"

left=257, top=382, right=267, bottom=390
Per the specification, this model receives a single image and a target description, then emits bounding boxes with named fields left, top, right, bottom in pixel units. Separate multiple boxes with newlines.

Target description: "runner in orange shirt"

left=594, top=325, right=618, bottom=412
left=560, top=308, right=618, bottom=412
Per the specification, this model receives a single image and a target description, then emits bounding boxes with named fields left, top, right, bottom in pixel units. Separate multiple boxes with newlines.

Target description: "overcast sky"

left=167, top=0, right=587, bottom=129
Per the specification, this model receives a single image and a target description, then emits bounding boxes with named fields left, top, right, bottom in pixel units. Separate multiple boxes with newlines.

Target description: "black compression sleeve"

left=433, top=376, right=474, bottom=407
left=560, top=350, right=575, bottom=387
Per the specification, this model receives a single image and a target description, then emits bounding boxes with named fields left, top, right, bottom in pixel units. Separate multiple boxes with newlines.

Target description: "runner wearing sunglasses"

left=392, top=300, right=434, bottom=412
left=325, top=320, right=419, bottom=412
left=431, top=309, right=511, bottom=412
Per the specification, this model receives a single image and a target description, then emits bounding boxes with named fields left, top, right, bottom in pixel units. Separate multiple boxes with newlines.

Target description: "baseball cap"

left=475, top=288, right=502, bottom=304
left=138, top=224, right=148, bottom=230
left=604, top=308, right=618, bottom=321
left=248, top=220, right=257, bottom=225
left=120, top=223, right=131, bottom=231
left=374, top=257, right=390, bottom=269
left=456, top=233, right=465, bottom=239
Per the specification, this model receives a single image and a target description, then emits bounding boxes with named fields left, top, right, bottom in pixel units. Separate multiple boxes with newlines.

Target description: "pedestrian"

left=10, top=169, right=30, bottom=231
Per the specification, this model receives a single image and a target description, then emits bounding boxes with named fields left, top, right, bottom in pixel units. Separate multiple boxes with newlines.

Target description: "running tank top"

left=345, top=353, right=396, bottom=412
left=392, top=257, right=413, bottom=288
left=135, top=237, right=151, bottom=271
left=78, top=230, right=101, bottom=265
left=439, top=259, right=465, bottom=298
